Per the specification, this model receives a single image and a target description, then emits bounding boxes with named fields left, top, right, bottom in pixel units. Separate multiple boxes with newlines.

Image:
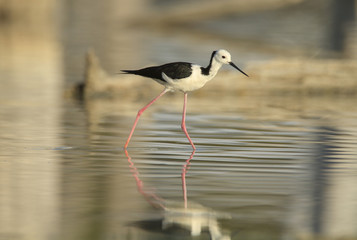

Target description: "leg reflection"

left=125, top=149, right=230, bottom=238
left=124, top=149, right=165, bottom=209
left=181, top=149, right=196, bottom=208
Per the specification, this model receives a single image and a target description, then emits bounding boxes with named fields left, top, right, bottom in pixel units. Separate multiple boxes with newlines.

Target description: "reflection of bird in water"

left=127, top=201, right=231, bottom=240
left=162, top=201, right=231, bottom=240
left=122, top=49, right=248, bottom=149
left=125, top=149, right=231, bottom=239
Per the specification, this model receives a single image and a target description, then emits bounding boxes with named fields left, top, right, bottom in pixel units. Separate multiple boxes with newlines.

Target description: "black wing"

left=122, top=62, right=192, bottom=82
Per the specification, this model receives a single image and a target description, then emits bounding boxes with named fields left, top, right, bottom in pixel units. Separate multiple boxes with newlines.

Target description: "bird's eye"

left=222, top=56, right=226, bottom=59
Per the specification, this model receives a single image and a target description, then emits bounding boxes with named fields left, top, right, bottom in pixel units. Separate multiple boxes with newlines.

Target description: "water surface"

left=2, top=92, right=357, bottom=240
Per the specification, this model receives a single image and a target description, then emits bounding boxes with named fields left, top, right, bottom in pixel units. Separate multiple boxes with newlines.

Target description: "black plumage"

left=122, top=62, right=193, bottom=82
left=200, top=50, right=216, bottom=76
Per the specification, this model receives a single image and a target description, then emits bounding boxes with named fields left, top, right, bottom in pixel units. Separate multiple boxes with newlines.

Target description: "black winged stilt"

left=122, top=49, right=248, bottom=150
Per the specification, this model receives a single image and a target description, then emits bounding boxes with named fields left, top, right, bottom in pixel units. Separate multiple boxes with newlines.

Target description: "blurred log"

left=70, top=51, right=357, bottom=100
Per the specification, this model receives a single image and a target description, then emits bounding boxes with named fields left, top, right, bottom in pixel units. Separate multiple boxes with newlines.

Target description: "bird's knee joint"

left=137, top=110, right=144, bottom=117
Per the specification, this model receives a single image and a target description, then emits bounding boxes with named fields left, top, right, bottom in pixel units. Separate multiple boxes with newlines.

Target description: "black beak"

left=229, top=62, right=249, bottom=77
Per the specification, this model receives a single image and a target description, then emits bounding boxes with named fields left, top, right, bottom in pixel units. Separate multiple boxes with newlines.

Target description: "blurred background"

left=1, top=0, right=357, bottom=240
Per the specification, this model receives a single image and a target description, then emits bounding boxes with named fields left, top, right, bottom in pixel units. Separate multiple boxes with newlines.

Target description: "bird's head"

left=214, top=49, right=249, bottom=77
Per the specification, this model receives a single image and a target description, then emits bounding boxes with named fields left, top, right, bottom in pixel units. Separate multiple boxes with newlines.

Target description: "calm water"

left=1, top=92, right=357, bottom=240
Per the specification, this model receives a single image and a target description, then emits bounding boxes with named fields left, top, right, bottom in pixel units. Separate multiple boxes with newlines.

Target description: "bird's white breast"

left=162, top=65, right=216, bottom=92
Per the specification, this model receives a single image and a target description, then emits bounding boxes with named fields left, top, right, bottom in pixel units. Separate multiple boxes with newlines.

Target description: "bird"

left=122, top=49, right=249, bottom=150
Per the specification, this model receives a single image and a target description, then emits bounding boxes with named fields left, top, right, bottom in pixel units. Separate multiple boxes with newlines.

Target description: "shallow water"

left=1, top=92, right=357, bottom=240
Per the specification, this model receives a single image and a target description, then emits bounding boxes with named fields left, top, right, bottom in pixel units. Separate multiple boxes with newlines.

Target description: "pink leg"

left=181, top=92, right=196, bottom=150
left=124, top=88, right=169, bottom=149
